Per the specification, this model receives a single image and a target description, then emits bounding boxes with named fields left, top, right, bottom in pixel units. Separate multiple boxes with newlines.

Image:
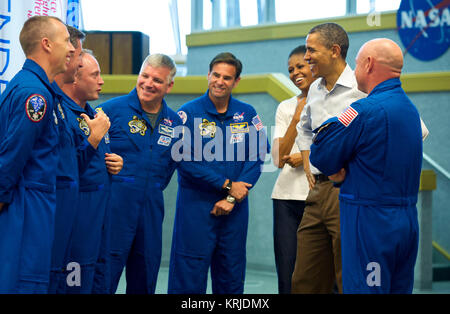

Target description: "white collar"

left=317, top=63, right=355, bottom=91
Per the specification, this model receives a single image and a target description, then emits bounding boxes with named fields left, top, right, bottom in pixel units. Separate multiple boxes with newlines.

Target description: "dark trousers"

left=273, top=199, right=305, bottom=294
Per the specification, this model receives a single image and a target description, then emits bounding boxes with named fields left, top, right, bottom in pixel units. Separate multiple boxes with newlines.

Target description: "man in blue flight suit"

left=49, top=29, right=112, bottom=293
left=0, top=16, right=74, bottom=293
left=101, top=54, right=182, bottom=294
left=168, top=52, right=268, bottom=294
left=309, top=38, right=423, bottom=293
left=61, top=50, right=123, bottom=294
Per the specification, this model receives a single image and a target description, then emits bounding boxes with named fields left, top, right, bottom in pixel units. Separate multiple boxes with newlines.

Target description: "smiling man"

left=0, top=16, right=74, bottom=294
left=49, top=25, right=87, bottom=294
left=50, top=36, right=115, bottom=293
left=168, top=52, right=268, bottom=294
left=308, top=38, right=424, bottom=294
left=291, top=23, right=366, bottom=294
left=61, top=50, right=122, bottom=294
left=100, top=54, right=182, bottom=294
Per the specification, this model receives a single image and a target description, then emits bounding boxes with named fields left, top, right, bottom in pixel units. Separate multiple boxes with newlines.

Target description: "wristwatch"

left=226, top=195, right=236, bottom=204
left=223, top=180, right=232, bottom=192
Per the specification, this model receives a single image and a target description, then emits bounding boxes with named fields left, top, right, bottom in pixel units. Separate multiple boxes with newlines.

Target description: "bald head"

left=355, top=38, right=404, bottom=94
left=360, top=38, right=403, bottom=74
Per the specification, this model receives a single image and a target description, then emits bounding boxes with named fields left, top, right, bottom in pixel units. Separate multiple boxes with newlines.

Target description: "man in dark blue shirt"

left=168, top=52, right=269, bottom=294
left=101, top=54, right=182, bottom=294
left=49, top=29, right=112, bottom=293
left=310, top=38, right=423, bottom=293
left=0, top=16, right=74, bottom=293
left=61, top=50, right=122, bottom=294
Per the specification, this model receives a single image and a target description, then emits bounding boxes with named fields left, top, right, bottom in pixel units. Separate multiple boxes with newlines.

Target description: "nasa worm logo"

left=397, top=0, right=450, bottom=61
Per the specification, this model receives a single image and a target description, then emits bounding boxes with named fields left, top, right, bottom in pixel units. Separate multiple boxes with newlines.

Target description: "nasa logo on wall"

left=397, top=0, right=450, bottom=61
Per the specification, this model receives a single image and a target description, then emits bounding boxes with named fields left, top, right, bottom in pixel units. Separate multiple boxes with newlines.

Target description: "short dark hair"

left=209, top=52, right=242, bottom=79
left=19, top=15, right=64, bottom=56
left=288, top=45, right=307, bottom=59
left=66, top=25, right=85, bottom=48
left=309, top=23, right=349, bottom=60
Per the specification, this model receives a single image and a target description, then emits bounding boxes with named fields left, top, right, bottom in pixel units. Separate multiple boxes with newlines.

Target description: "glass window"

left=203, top=0, right=212, bottom=30
left=81, top=0, right=404, bottom=57
left=177, top=0, right=191, bottom=55
left=275, top=0, right=346, bottom=23
left=240, top=0, right=258, bottom=27
left=82, top=0, right=190, bottom=55
left=357, top=0, right=401, bottom=14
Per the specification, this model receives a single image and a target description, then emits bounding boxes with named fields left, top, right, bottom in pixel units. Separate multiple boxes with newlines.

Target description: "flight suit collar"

left=84, top=102, right=97, bottom=118
left=51, top=82, right=65, bottom=106
left=23, top=58, right=56, bottom=97
left=51, top=81, right=64, bottom=97
left=127, top=87, right=170, bottom=128
left=369, top=78, right=401, bottom=97
left=58, top=89, right=89, bottom=115
left=202, top=90, right=237, bottom=119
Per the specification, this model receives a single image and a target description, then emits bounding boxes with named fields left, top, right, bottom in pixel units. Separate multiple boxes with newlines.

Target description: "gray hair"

left=140, top=53, right=177, bottom=82
left=81, top=48, right=94, bottom=57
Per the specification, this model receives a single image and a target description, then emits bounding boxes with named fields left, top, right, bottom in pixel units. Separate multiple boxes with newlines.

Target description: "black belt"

left=314, top=174, right=330, bottom=183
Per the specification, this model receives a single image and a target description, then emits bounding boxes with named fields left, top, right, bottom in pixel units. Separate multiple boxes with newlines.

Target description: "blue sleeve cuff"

left=85, top=139, right=97, bottom=154
left=215, top=176, right=227, bottom=191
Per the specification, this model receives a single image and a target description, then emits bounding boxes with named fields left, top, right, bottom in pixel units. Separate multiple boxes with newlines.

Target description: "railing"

left=417, top=154, right=450, bottom=290
left=423, top=153, right=450, bottom=181
left=433, top=241, right=450, bottom=261
left=422, top=153, right=450, bottom=262
left=415, top=169, right=436, bottom=291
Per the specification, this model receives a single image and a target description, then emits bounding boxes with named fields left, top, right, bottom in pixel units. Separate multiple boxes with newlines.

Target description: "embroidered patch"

left=57, top=103, right=65, bottom=120
left=230, top=133, right=245, bottom=144
left=312, top=122, right=333, bottom=143
left=95, top=107, right=104, bottom=114
left=199, top=119, right=216, bottom=138
left=128, top=116, right=147, bottom=136
left=77, top=117, right=90, bottom=136
left=25, top=94, right=47, bottom=122
left=178, top=111, right=187, bottom=124
left=338, top=106, right=358, bottom=127
left=53, top=110, right=58, bottom=125
left=233, top=112, right=244, bottom=122
left=159, top=124, right=174, bottom=138
left=157, top=135, right=172, bottom=146
left=104, top=131, right=110, bottom=144
left=251, top=115, right=263, bottom=131
left=230, top=122, right=249, bottom=134
left=163, top=118, right=173, bottom=126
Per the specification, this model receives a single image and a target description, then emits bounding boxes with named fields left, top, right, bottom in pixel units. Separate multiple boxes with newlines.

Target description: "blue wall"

left=186, top=30, right=450, bottom=75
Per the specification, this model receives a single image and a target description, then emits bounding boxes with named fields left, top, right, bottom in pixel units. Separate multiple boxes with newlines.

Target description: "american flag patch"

left=251, top=115, right=263, bottom=131
left=338, top=106, right=358, bottom=127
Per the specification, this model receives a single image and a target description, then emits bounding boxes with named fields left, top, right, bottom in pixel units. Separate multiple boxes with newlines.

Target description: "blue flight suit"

left=63, top=99, right=112, bottom=294
left=48, top=83, right=97, bottom=293
left=309, top=78, right=422, bottom=294
left=100, top=88, right=182, bottom=294
left=168, top=91, right=268, bottom=294
left=0, top=59, right=59, bottom=293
